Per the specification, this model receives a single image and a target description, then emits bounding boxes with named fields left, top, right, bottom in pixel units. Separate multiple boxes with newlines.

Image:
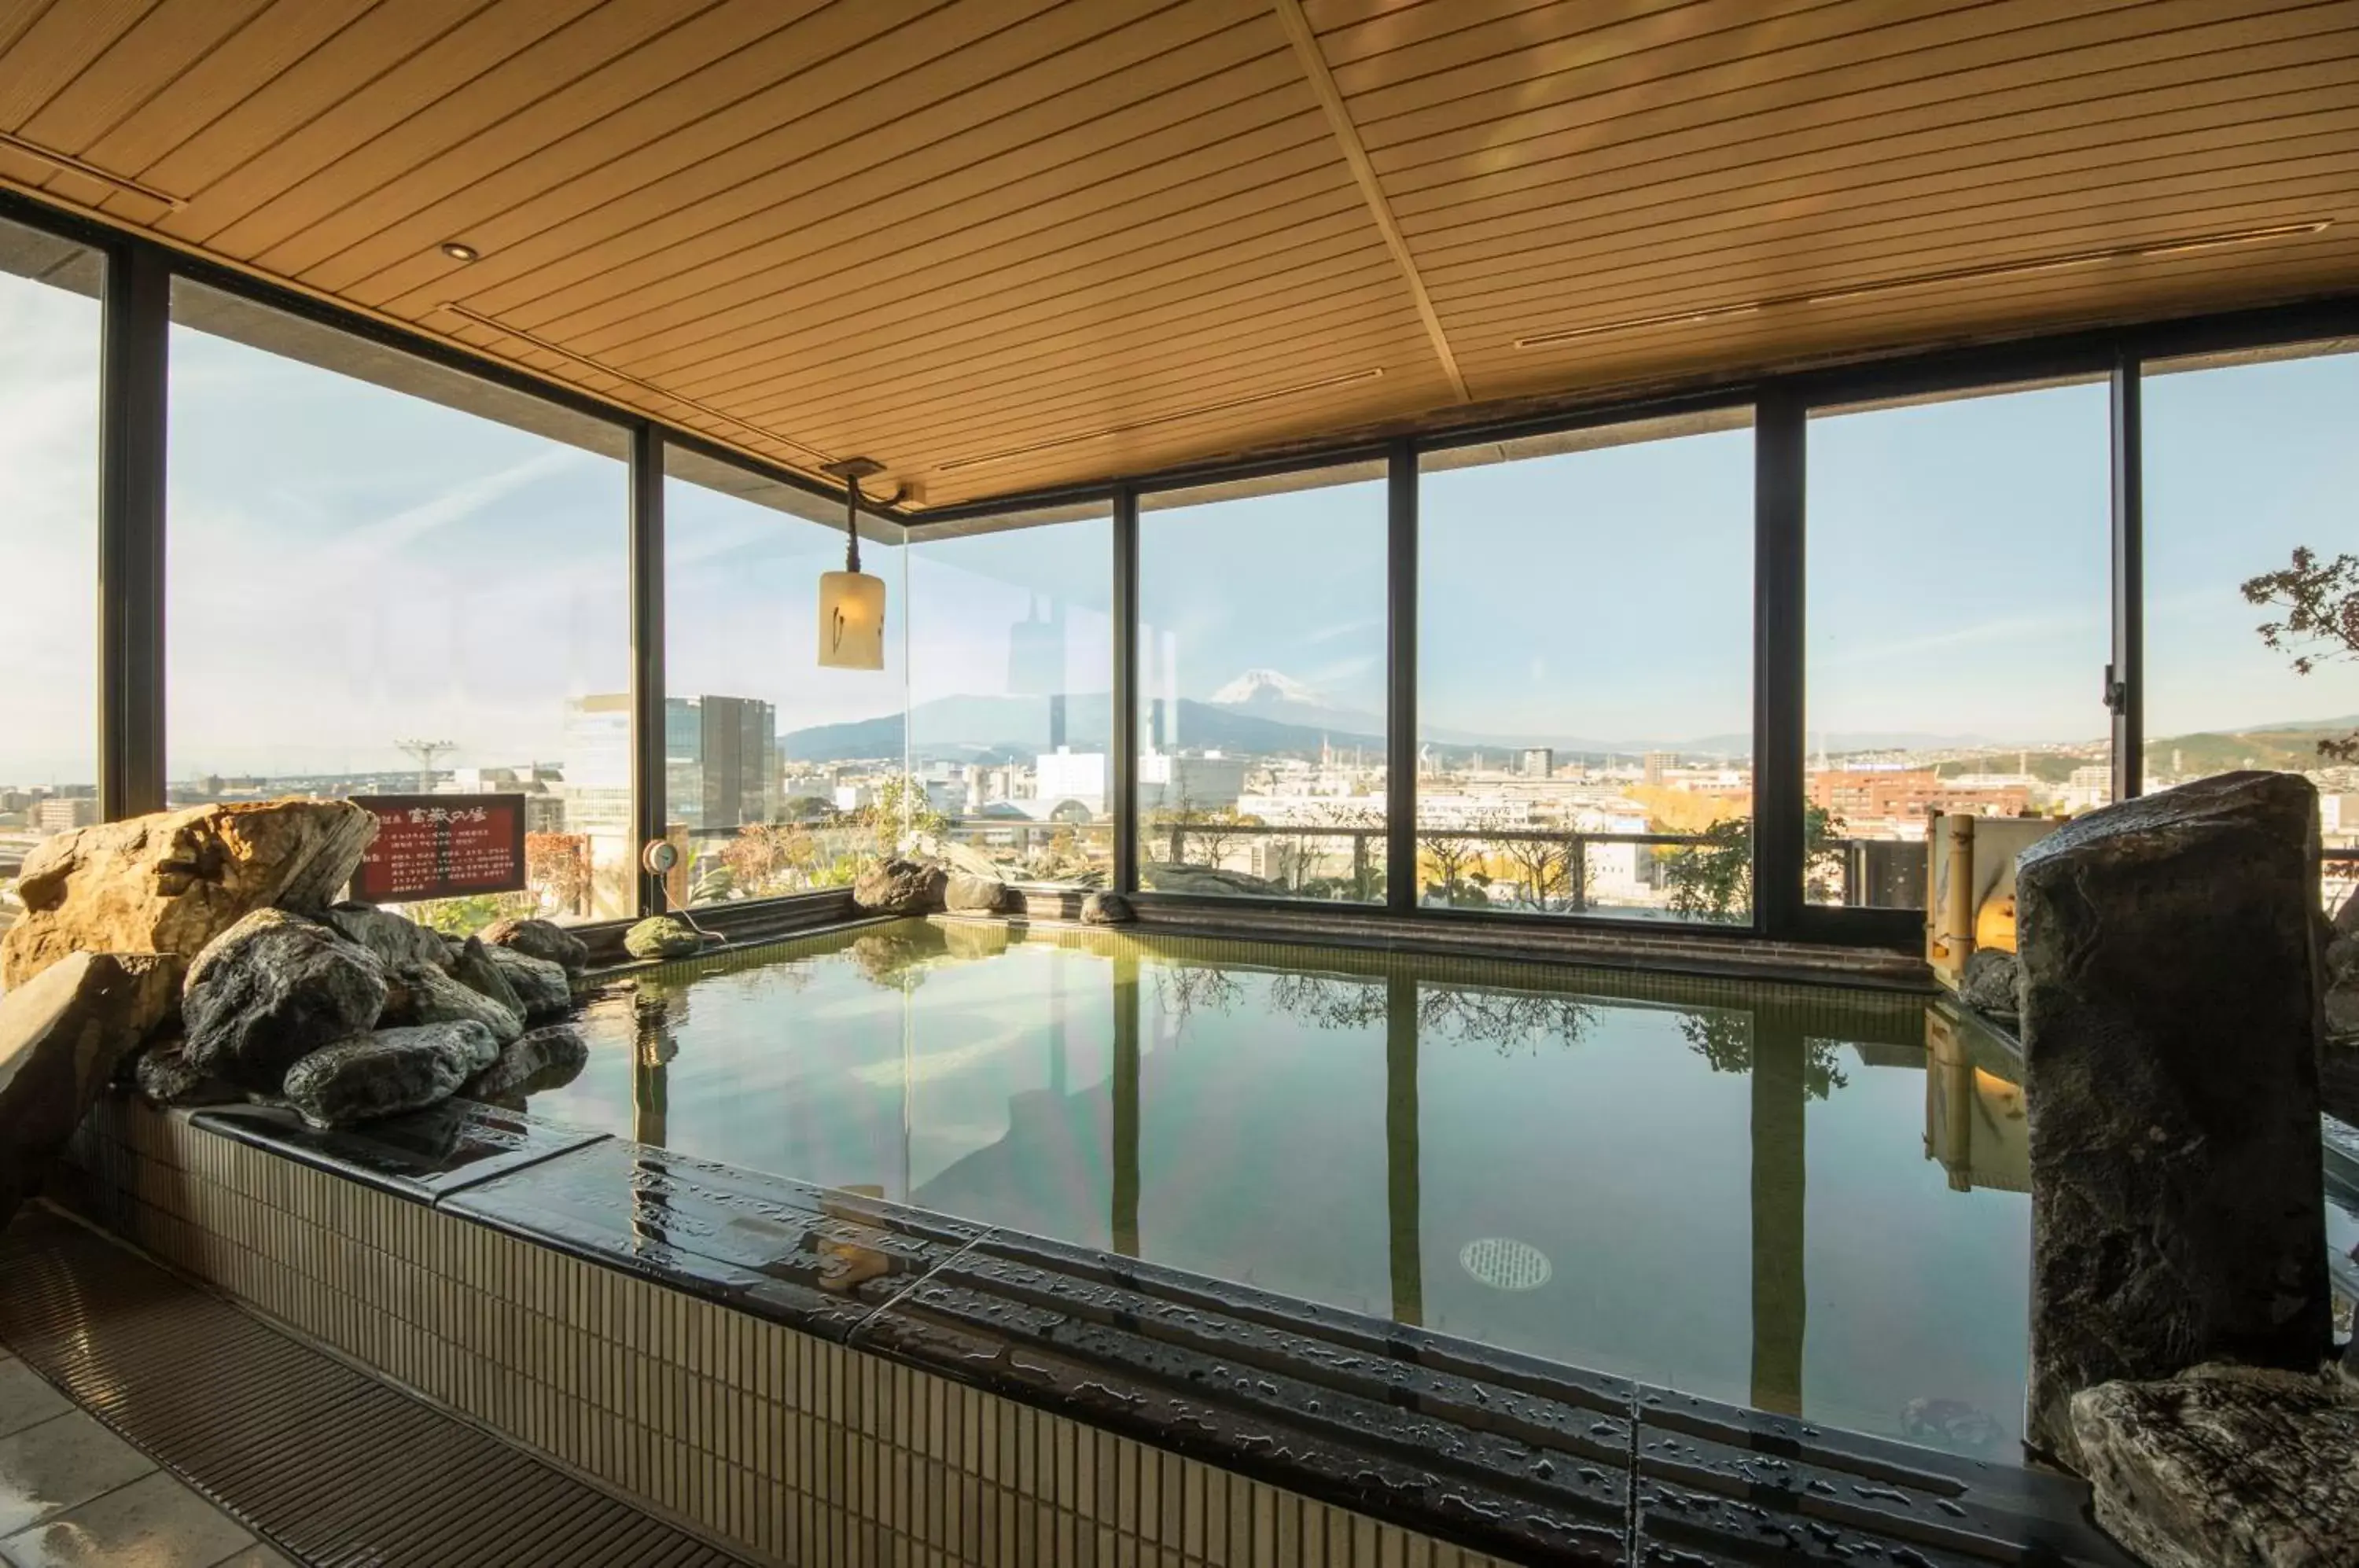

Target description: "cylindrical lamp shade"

left=818, top=569, right=888, bottom=670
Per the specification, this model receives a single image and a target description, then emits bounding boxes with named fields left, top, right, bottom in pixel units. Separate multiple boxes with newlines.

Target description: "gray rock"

left=943, top=872, right=1012, bottom=913
left=2070, top=1364, right=2359, bottom=1568
left=480, top=916, right=589, bottom=974
left=132, top=1038, right=245, bottom=1109
left=1142, top=861, right=1283, bottom=896
left=2018, top=771, right=2331, bottom=1464
left=461, top=1024, right=589, bottom=1101
left=624, top=916, right=702, bottom=960
left=0, top=952, right=178, bottom=1224
left=322, top=902, right=451, bottom=973
left=484, top=944, right=572, bottom=1021
left=1958, top=947, right=2021, bottom=1024
left=383, top=960, right=523, bottom=1045
left=852, top=857, right=947, bottom=915
left=2336, top=887, right=2359, bottom=937
left=1080, top=891, right=1133, bottom=926
left=281, top=1021, right=498, bottom=1128
left=448, top=934, right=526, bottom=1018
left=182, top=908, right=390, bottom=1095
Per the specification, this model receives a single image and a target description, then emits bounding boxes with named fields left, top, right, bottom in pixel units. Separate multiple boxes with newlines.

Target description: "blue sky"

left=2, top=260, right=2353, bottom=785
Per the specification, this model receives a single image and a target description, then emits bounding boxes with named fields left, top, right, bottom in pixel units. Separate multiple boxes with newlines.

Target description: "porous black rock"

left=2018, top=771, right=2330, bottom=1463
left=281, top=1020, right=499, bottom=1128
left=480, top=916, right=590, bottom=974
left=132, top=1037, right=245, bottom=1109
left=182, top=908, right=389, bottom=1094
left=321, top=901, right=451, bottom=974
left=449, top=934, right=527, bottom=1020
left=852, top=857, right=947, bottom=916
left=461, top=1023, right=589, bottom=1101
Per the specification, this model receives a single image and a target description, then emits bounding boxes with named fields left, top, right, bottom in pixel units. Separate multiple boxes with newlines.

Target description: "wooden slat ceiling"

left=2, top=0, right=2354, bottom=510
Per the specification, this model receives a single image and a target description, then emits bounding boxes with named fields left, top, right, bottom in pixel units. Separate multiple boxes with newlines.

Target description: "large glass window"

left=1804, top=380, right=2111, bottom=910
left=1134, top=463, right=1389, bottom=901
left=166, top=282, right=633, bottom=929
left=908, top=510, right=1113, bottom=888
left=2144, top=344, right=2359, bottom=910
left=0, top=218, right=102, bottom=853
left=664, top=448, right=907, bottom=906
left=1419, top=412, right=1754, bottom=922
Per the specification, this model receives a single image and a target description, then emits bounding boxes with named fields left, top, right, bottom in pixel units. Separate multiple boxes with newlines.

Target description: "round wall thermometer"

left=640, top=840, right=682, bottom=875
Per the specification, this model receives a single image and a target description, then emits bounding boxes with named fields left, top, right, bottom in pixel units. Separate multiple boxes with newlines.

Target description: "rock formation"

left=852, top=857, right=947, bottom=915
left=282, top=1021, right=500, bottom=1128
left=1958, top=947, right=2021, bottom=1025
left=132, top=1039, right=244, bottom=1109
left=2016, top=771, right=2330, bottom=1463
left=2070, top=1364, right=2358, bottom=1568
left=0, top=952, right=178, bottom=1224
left=322, top=901, right=453, bottom=973
left=461, top=1023, right=590, bottom=1102
left=181, top=908, right=390, bottom=1095
left=624, top=915, right=702, bottom=960
left=943, top=871, right=1013, bottom=914
left=2, top=801, right=375, bottom=1007
left=483, top=946, right=572, bottom=1021
left=480, top=916, right=589, bottom=974
left=1080, top=891, right=1133, bottom=926
left=382, top=960, right=523, bottom=1045
left=447, top=935, right=526, bottom=1018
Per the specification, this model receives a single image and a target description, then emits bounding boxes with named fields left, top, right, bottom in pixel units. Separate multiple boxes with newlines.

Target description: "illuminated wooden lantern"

left=818, top=457, right=890, bottom=671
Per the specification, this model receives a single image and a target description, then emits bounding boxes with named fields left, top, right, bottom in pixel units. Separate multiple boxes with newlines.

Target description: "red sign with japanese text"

left=348, top=794, right=528, bottom=903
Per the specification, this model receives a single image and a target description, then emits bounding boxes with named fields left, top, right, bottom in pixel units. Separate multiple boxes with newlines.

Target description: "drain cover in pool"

left=1460, top=1236, right=1551, bottom=1290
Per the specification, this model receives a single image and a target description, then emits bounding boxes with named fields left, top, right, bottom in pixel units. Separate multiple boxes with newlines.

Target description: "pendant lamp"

left=817, top=458, right=889, bottom=671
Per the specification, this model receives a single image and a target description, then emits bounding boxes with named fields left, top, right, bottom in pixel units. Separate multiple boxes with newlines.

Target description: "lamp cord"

left=844, top=477, right=863, bottom=574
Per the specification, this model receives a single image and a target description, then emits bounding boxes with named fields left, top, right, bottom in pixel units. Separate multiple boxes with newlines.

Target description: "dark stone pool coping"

left=190, top=1100, right=2135, bottom=1567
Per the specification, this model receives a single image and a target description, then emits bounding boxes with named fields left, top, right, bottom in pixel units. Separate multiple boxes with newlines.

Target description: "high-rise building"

left=1520, top=747, right=1555, bottom=778
left=566, top=693, right=780, bottom=839
left=1642, top=750, right=1676, bottom=786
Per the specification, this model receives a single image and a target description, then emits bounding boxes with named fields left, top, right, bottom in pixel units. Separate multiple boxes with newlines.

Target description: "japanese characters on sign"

left=348, top=793, right=527, bottom=903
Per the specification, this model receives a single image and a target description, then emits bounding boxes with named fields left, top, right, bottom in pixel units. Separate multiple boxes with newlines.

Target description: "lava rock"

left=943, top=872, right=1013, bottom=914
left=461, top=1023, right=590, bottom=1101
left=484, top=945, right=572, bottom=1021
left=2017, top=771, right=2331, bottom=1464
left=2070, top=1364, right=2359, bottom=1568
left=480, top=916, right=589, bottom=974
left=382, top=960, right=523, bottom=1045
left=624, top=915, right=703, bottom=961
left=1, top=800, right=377, bottom=1004
left=321, top=901, right=451, bottom=973
left=852, top=858, right=947, bottom=916
left=1958, top=947, right=2021, bottom=1025
left=0, top=952, right=178, bottom=1224
left=182, top=909, right=390, bottom=1095
left=1080, top=891, right=1133, bottom=926
left=131, top=1038, right=245, bottom=1109
left=281, top=1021, right=499, bottom=1128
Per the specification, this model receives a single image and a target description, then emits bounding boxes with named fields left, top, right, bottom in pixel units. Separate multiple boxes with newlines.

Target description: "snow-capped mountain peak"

left=1209, top=668, right=1326, bottom=707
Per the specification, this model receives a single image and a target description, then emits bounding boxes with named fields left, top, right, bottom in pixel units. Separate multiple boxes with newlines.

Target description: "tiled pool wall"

left=51, top=1094, right=1525, bottom=1568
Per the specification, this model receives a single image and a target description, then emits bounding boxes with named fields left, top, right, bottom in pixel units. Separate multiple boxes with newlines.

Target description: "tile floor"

left=0, top=1351, right=293, bottom=1568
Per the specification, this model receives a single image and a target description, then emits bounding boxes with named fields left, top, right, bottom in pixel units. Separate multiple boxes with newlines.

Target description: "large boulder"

left=1, top=801, right=377, bottom=1004
left=479, top=916, right=589, bottom=974
left=382, top=961, right=522, bottom=1045
left=1142, top=862, right=1281, bottom=896
left=461, top=1023, right=590, bottom=1102
left=282, top=1021, right=499, bottom=1128
left=2070, top=1364, right=2359, bottom=1568
left=0, top=953, right=178, bottom=1224
left=131, top=1038, right=245, bottom=1110
left=2017, top=771, right=2330, bottom=1463
left=852, top=857, right=946, bottom=915
left=483, top=945, right=571, bottom=1021
left=321, top=902, right=451, bottom=974
left=943, top=872, right=1013, bottom=914
left=624, top=916, right=702, bottom=961
left=182, top=909, right=389, bottom=1095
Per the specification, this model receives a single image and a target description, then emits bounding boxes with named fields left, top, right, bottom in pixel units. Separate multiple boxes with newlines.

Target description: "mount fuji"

left=1204, top=668, right=1386, bottom=734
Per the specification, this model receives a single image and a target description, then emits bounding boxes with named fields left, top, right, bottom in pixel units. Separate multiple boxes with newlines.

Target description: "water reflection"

left=551, top=925, right=2028, bottom=1459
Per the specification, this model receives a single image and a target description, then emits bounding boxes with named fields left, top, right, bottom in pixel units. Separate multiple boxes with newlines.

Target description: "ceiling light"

left=816, top=458, right=889, bottom=672
left=440, top=241, right=481, bottom=262
left=937, top=367, right=1386, bottom=473
left=1514, top=220, right=2334, bottom=352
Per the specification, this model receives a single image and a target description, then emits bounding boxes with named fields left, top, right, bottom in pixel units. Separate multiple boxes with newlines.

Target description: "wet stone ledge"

left=166, top=1102, right=2134, bottom=1567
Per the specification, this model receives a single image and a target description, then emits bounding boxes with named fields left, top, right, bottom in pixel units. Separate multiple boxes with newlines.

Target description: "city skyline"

left=3, top=269, right=2357, bottom=786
